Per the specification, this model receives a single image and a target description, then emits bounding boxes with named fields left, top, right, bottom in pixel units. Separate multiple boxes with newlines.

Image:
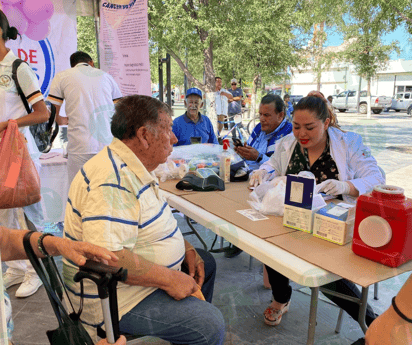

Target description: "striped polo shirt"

left=63, top=138, right=185, bottom=340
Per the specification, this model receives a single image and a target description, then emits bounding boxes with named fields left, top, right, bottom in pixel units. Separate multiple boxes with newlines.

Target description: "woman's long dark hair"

left=0, top=10, right=19, bottom=41
left=294, top=94, right=341, bottom=129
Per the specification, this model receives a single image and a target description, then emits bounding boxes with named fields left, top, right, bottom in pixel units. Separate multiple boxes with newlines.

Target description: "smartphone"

left=233, top=138, right=243, bottom=147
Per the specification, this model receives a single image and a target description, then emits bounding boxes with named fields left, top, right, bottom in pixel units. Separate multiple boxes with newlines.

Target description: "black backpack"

left=12, top=59, right=59, bottom=153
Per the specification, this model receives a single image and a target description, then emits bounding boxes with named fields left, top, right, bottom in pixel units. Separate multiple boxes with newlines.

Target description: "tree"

left=338, top=0, right=399, bottom=117
left=77, top=16, right=99, bottom=67
left=148, top=0, right=322, bottom=123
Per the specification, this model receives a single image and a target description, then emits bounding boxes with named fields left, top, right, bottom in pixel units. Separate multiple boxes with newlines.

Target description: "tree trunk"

left=366, top=78, right=371, bottom=119
left=250, top=74, right=261, bottom=128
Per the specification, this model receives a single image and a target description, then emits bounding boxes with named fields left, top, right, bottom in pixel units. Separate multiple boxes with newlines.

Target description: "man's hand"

left=184, top=249, right=205, bottom=287
left=235, top=144, right=260, bottom=161
left=47, top=237, right=119, bottom=266
left=164, top=270, right=198, bottom=300
left=0, top=121, right=7, bottom=134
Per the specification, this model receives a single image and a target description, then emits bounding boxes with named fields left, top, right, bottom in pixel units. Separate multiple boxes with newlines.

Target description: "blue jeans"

left=119, top=249, right=225, bottom=345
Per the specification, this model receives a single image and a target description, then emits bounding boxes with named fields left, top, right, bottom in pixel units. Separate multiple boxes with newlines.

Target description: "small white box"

left=313, top=202, right=356, bottom=245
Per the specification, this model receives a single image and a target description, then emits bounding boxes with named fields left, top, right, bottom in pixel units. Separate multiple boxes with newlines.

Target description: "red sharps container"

left=352, top=185, right=412, bottom=267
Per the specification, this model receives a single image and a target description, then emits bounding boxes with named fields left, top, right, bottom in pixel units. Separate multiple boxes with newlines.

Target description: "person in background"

left=215, top=77, right=233, bottom=141
left=47, top=51, right=122, bottom=184
left=0, top=225, right=119, bottom=343
left=235, top=94, right=292, bottom=172
left=63, top=95, right=225, bottom=344
left=0, top=10, right=49, bottom=298
left=250, top=93, right=385, bottom=328
left=226, top=94, right=292, bottom=259
left=172, top=87, right=218, bottom=146
left=227, top=78, right=243, bottom=139
left=283, top=94, right=294, bottom=122
left=327, top=95, right=333, bottom=104
left=365, top=273, right=412, bottom=345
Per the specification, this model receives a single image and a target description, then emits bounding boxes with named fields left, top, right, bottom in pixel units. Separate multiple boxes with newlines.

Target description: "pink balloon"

left=2, top=0, right=22, bottom=5
left=22, top=0, right=54, bottom=23
left=25, top=19, right=50, bottom=41
left=3, top=5, right=28, bottom=35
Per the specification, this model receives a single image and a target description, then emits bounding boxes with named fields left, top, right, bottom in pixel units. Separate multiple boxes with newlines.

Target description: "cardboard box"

left=313, top=202, right=356, bottom=245
left=283, top=174, right=325, bottom=233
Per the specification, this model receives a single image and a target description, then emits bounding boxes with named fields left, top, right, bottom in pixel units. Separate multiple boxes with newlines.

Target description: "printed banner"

left=100, top=0, right=151, bottom=96
left=1, top=0, right=76, bottom=97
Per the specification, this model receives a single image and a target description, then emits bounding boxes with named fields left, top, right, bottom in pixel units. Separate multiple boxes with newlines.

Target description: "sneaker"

left=224, top=245, right=243, bottom=258
left=3, top=271, right=24, bottom=289
left=15, top=273, right=43, bottom=298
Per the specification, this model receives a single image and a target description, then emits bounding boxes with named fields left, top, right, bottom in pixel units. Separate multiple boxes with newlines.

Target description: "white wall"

left=289, top=60, right=412, bottom=97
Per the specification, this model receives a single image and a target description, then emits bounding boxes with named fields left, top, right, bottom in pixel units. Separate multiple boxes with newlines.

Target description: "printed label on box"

left=283, top=205, right=313, bottom=232
left=290, top=181, right=304, bottom=203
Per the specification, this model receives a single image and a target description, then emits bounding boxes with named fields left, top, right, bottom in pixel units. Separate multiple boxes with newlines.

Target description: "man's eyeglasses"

left=231, top=83, right=236, bottom=85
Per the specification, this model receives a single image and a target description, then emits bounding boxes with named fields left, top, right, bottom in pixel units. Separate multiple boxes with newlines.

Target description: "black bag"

left=12, top=59, right=59, bottom=153
left=230, top=161, right=250, bottom=182
left=22, top=231, right=94, bottom=345
left=176, top=172, right=225, bottom=191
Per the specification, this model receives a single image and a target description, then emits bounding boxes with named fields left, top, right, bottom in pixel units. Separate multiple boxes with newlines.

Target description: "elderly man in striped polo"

left=63, top=95, right=225, bottom=345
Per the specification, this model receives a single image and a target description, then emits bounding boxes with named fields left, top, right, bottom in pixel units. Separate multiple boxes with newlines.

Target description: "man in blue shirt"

left=234, top=94, right=292, bottom=171
left=227, top=78, right=243, bottom=139
left=284, top=94, right=294, bottom=123
left=173, top=88, right=218, bottom=146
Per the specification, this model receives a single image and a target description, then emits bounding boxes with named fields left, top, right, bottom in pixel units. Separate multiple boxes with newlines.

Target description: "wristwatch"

left=256, top=153, right=263, bottom=163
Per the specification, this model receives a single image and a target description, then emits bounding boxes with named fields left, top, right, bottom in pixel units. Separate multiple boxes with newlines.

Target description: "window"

left=405, top=86, right=412, bottom=92
left=360, top=91, right=367, bottom=97
left=348, top=91, right=355, bottom=97
left=396, top=93, right=404, bottom=100
left=405, top=93, right=411, bottom=99
left=397, top=86, right=405, bottom=93
left=338, top=91, right=347, bottom=98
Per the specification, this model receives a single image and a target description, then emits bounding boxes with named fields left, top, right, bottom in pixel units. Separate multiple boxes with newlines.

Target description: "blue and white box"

left=283, top=174, right=322, bottom=233
left=313, top=202, right=356, bottom=245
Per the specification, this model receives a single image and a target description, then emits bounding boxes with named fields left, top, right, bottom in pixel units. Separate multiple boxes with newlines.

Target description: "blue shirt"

left=245, top=118, right=293, bottom=170
left=173, top=112, right=219, bottom=146
left=285, top=101, right=294, bottom=122
left=228, top=88, right=243, bottom=114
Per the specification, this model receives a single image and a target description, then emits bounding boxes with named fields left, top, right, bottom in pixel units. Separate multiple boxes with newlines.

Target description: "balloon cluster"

left=1, top=0, right=54, bottom=41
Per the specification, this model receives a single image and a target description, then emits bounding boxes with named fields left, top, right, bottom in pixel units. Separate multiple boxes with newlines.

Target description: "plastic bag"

left=154, top=159, right=189, bottom=182
left=169, top=143, right=243, bottom=170
left=248, top=176, right=287, bottom=215
left=0, top=120, right=41, bottom=209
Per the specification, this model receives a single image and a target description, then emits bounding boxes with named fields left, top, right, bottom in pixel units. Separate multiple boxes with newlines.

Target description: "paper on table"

left=237, top=209, right=269, bottom=221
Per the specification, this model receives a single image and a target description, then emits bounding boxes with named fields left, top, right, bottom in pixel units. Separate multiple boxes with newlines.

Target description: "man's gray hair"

left=111, top=95, right=173, bottom=140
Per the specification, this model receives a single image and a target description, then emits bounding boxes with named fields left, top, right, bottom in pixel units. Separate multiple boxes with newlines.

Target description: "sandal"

left=263, top=301, right=290, bottom=326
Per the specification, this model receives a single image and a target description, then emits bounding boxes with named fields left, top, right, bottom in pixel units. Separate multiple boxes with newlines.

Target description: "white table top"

left=163, top=190, right=341, bottom=288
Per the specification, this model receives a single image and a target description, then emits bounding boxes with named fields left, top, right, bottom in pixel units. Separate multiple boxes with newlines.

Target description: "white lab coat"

left=260, top=127, right=385, bottom=204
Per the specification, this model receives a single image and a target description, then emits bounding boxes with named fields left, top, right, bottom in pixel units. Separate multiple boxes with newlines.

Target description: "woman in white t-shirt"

left=0, top=10, right=49, bottom=305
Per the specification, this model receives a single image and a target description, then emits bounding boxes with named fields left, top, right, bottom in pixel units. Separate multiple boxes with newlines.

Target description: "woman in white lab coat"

left=0, top=10, right=49, bottom=301
left=250, top=93, right=384, bottom=327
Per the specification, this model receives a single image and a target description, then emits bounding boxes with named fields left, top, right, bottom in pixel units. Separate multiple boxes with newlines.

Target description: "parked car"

left=332, top=90, right=392, bottom=114
left=390, top=91, right=412, bottom=112
left=290, top=95, right=303, bottom=105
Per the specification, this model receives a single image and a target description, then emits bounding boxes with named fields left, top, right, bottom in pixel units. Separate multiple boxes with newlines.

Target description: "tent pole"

left=92, top=0, right=101, bottom=67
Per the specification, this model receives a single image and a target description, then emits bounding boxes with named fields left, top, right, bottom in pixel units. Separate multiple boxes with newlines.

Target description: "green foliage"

left=338, top=1, right=400, bottom=87
left=77, top=16, right=98, bottom=68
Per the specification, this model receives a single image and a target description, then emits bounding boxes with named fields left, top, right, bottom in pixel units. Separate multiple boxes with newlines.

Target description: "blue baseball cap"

left=186, top=88, right=202, bottom=99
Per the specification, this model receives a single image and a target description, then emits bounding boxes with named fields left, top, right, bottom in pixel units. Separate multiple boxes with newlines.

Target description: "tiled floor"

left=4, top=217, right=410, bottom=345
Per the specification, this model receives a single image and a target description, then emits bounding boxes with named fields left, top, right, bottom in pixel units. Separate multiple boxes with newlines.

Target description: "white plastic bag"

left=247, top=177, right=287, bottom=215
left=154, top=159, right=189, bottom=182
